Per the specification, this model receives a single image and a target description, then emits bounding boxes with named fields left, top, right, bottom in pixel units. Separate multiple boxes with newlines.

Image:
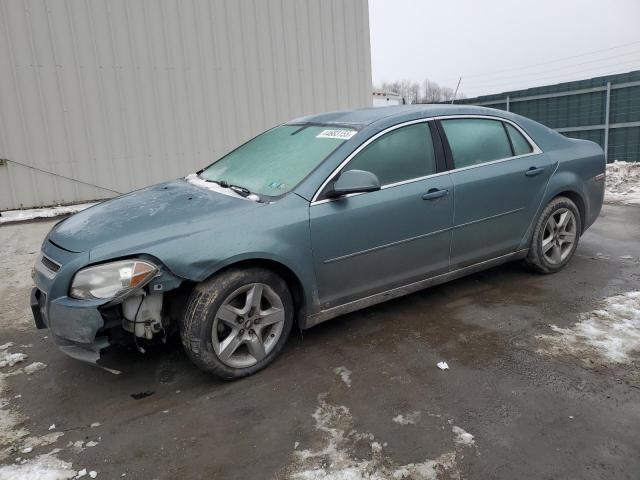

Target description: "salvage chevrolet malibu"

left=31, top=105, right=605, bottom=379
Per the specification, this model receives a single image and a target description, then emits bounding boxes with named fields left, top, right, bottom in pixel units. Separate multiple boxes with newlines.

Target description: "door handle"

left=525, top=166, right=545, bottom=177
left=422, top=188, right=449, bottom=200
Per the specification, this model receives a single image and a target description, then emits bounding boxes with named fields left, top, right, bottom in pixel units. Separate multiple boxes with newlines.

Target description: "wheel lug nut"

left=239, top=329, right=244, bottom=335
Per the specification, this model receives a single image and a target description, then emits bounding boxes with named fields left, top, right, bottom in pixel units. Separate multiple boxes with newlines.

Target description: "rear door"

left=309, top=121, right=453, bottom=309
left=437, top=117, right=551, bottom=269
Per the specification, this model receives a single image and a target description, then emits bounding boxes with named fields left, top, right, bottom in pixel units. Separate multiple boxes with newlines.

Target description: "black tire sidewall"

left=181, top=268, right=294, bottom=380
left=528, top=197, right=582, bottom=273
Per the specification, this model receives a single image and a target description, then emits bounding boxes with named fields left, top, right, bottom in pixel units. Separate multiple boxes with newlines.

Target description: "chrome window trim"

left=310, top=114, right=543, bottom=206
left=310, top=118, right=435, bottom=205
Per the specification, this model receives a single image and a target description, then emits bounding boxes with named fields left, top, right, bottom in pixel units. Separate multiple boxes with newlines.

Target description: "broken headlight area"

left=97, top=283, right=192, bottom=350
left=70, top=259, right=159, bottom=300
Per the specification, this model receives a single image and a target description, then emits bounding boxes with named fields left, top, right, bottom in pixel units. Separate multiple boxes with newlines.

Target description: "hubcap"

left=211, top=283, right=285, bottom=368
left=542, top=208, right=577, bottom=265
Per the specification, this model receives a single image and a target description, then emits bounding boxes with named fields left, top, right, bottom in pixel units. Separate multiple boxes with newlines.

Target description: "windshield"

left=198, top=124, right=356, bottom=197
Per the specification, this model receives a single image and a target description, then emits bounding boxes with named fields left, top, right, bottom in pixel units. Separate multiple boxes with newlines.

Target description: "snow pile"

left=392, top=411, right=421, bottom=425
left=284, top=394, right=474, bottom=480
left=0, top=202, right=98, bottom=224
left=538, top=291, right=640, bottom=364
left=605, top=161, right=640, bottom=206
left=0, top=450, right=75, bottom=480
left=333, top=366, right=352, bottom=387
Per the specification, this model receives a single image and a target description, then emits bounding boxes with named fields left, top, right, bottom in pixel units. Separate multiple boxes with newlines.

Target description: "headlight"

left=70, top=259, right=158, bottom=300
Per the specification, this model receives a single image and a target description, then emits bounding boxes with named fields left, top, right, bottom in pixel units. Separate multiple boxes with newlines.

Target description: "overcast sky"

left=369, top=0, right=640, bottom=98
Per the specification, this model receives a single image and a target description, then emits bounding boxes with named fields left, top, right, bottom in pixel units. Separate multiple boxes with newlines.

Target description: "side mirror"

left=326, top=169, right=381, bottom=198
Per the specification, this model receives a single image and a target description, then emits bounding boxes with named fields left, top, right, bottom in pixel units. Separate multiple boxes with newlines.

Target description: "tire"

left=525, top=196, right=582, bottom=274
left=180, top=267, right=294, bottom=380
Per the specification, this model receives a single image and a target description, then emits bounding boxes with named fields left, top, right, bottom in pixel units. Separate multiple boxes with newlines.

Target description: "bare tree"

left=421, top=79, right=443, bottom=103
left=378, top=79, right=421, bottom=104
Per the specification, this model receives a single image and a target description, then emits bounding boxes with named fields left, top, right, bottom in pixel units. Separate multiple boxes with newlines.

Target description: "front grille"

left=41, top=255, right=61, bottom=273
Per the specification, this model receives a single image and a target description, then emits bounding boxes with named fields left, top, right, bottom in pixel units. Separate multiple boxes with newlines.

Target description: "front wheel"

left=180, top=268, right=294, bottom=380
left=526, top=196, right=582, bottom=274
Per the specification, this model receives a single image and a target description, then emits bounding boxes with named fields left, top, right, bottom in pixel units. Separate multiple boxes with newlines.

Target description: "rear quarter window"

left=505, top=123, right=534, bottom=156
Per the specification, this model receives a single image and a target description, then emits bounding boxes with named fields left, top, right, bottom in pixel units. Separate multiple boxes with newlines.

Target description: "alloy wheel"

left=541, top=208, right=577, bottom=265
left=211, top=283, right=285, bottom=368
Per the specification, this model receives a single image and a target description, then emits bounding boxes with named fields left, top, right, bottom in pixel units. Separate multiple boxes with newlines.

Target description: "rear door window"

left=346, top=122, right=436, bottom=185
left=505, top=123, right=533, bottom=156
left=441, top=118, right=512, bottom=169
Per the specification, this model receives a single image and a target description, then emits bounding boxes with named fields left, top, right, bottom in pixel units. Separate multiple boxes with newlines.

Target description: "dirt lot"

left=1, top=204, right=639, bottom=479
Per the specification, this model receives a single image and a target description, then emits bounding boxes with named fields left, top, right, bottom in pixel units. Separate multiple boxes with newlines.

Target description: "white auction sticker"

left=316, top=129, right=357, bottom=140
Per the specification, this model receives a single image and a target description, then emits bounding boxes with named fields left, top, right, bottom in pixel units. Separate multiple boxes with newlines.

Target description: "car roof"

left=289, top=104, right=509, bottom=128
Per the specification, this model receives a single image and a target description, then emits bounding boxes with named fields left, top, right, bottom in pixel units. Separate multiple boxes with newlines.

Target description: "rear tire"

left=526, top=196, right=581, bottom=274
left=180, top=267, right=294, bottom=380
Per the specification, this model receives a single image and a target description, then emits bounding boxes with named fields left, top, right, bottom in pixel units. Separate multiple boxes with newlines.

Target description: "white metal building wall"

left=0, top=0, right=372, bottom=210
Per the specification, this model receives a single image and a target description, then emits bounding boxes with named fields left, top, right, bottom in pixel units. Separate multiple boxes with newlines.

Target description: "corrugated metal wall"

left=458, top=70, right=640, bottom=163
left=0, top=0, right=372, bottom=210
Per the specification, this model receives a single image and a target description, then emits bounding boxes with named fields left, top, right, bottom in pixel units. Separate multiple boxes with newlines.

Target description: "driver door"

left=309, top=121, right=454, bottom=309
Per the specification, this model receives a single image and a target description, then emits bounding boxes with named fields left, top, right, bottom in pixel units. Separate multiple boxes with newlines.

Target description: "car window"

left=199, top=124, right=355, bottom=197
left=505, top=122, right=533, bottom=156
left=345, top=123, right=436, bottom=185
left=441, top=118, right=512, bottom=168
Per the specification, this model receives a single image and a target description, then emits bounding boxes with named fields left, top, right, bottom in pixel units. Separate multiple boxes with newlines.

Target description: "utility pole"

left=451, top=77, right=462, bottom=104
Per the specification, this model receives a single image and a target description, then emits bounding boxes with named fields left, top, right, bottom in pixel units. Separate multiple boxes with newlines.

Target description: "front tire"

left=526, top=196, right=582, bottom=274
left=180, top=268, right=294, bottom=380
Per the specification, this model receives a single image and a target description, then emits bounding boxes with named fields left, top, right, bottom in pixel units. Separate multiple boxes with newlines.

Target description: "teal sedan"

left=31, top=105, right=605, bottom=379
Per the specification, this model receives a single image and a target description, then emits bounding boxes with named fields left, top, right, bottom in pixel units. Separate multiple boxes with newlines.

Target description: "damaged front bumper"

left=31, top=285, right=111, bottom=363
left=31, top=237, right=183, bottom=367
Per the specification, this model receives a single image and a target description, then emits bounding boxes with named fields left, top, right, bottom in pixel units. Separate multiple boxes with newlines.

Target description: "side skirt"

left=303, top=249, right=529, bottom=329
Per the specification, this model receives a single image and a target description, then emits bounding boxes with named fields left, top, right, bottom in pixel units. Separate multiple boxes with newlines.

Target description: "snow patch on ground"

left=605, top=161, right=640, bottom=206
left=284, top=394, right=474, bottom=479
left=392, top=411, right=421, bottom=425
left=0, top=352, right=27, bottom=369
left=23, top=362, right=47, bottom=375
left=333, top=366, right=352, bottom=387
left=0, top=406, right=28, bottom=451
left=0, top=449, right=75, bottom=480
left=0, top=350, right=75, bottom=477
left=21, top=432, right=65, bottom=451
left=538, top=291, right=640, bottom=364
left=451, top=426, right=474, bottom=446
left=0, top=202, right=98, bottom=224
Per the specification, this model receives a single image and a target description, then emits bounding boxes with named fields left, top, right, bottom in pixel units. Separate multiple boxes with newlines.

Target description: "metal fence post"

left=506, top=96, right=510, bottom=112
left=604, top=81, right=611, bottom=163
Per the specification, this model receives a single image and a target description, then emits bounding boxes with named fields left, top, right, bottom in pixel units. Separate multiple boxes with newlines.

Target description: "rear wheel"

left=526, top=196, right=581, bottom=274
left=180, top=268, right=293, bottom=380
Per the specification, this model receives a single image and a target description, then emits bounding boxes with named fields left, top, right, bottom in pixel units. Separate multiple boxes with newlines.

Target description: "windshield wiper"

left=228, top=184, right=252, bottom=197
left=201, top=177, right=257, bottom=199
left=203, top=178, right=229, bottom=188
left=209, top=178, right=252, bottom=196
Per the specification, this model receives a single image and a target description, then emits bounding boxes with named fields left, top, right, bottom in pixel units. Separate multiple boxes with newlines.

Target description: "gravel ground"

left=1, top=204, right=639, bottom=479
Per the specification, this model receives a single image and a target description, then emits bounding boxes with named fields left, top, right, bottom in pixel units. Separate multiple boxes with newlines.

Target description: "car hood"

left=48, top=179, right=263, bottom=254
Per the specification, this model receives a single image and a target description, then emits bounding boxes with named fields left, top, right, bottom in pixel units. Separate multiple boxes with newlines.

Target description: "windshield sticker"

left=267, top=181, right=287, bottom=191
left=316, top=129, right=356, bottom=140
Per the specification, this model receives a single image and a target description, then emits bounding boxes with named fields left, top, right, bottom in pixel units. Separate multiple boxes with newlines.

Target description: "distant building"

left=372, top=90, right=403, bottom=107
